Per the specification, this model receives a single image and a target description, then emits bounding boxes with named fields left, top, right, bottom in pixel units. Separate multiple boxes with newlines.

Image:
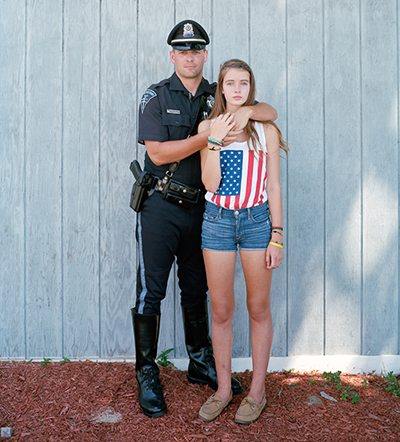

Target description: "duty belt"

left=129, top=160, right=203, bottom=212
left=152, top=175, right=205, bottom=209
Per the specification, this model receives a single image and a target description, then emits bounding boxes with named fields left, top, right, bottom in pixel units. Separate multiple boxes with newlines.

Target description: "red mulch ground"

left=0, top=360, right=399, bottom=441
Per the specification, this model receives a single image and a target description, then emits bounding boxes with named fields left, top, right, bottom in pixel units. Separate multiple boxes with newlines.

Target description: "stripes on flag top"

left=208, top=122, right=268, bottom=210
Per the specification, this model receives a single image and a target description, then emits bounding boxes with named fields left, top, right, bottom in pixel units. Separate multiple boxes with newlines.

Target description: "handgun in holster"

left=129, top=160, right=154, bottom=213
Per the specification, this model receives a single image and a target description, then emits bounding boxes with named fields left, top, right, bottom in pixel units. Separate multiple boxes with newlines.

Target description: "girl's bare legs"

left=203, top=249, right=237, bottom=402
left=240, top=249, right=273, bottom=403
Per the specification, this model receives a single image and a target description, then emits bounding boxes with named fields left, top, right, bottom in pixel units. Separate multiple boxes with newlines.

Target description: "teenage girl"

left=197, top=59, right=288, bottom=424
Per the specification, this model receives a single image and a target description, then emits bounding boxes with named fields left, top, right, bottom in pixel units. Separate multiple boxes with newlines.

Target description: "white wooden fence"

left=1, top=0, right=399, bottom=371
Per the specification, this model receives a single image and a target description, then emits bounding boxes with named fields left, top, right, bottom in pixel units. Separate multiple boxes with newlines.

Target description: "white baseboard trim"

left=2, top=355, right=399, bottom=375
left=172, top=355, right=400, bottom=375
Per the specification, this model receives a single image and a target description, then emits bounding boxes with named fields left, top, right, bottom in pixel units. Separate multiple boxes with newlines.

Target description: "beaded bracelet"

left=269, top=241, right=283, bottom=249
left=207, top=140, right=222, bottom=147
left=207, top=136, right=223, bottom=146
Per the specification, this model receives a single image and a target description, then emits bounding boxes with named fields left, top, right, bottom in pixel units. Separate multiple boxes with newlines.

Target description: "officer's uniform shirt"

left=138, top=72, right=215, bottom=189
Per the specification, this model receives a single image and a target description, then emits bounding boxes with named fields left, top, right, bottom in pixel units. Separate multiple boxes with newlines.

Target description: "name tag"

left=166, top=109, right=180, bottom=115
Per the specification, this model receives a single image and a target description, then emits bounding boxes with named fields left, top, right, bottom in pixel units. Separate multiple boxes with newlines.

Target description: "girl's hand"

left=209, top=113, right=235, bottom=142
left=265, top=243, right=283, bottom=269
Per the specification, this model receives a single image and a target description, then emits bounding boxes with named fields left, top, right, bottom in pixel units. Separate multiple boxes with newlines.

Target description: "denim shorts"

left=201, top=201, right=272, bottom=251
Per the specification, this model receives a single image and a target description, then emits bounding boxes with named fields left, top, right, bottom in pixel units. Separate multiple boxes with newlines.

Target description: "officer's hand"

left=233, top=107, right=253, bottom=130
left=223, top=129, right=243, bottom=146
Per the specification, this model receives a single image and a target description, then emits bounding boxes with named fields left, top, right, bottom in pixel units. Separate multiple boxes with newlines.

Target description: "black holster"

left=129, top=161, right=155, bottom=213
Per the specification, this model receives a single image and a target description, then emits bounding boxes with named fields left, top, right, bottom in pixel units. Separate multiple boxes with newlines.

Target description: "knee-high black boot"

left=182, top=300, right=243, bottom=395
left=132, top=310, right=167, bottom=418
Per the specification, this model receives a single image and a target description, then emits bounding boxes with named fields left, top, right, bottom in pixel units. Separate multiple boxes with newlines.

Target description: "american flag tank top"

left=205, top=121, right=268, bottom=210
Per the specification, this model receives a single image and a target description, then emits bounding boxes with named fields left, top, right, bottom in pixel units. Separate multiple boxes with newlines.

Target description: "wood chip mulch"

left=0, top=360, right=399, bottom=441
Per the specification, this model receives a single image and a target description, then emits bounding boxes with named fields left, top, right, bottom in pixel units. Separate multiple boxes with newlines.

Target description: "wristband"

left=269, top=241, right=283, bottom=249
left=207, top=136, right=223, bottom=146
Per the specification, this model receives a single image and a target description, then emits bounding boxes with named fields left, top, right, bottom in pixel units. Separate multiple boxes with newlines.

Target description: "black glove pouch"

left=162, top=179, right=203, bottom=209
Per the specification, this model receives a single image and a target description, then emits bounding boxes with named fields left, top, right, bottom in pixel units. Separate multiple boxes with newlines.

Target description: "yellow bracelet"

left=269, top=241, right=283, bottom=249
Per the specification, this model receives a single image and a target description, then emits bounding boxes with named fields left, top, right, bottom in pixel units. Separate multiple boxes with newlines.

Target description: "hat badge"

left=183, top=23, right=194, bottom=38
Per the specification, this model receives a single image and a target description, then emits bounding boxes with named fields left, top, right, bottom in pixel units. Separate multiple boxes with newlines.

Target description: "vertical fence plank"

left=251, top=0, right=288, bottom=357
left=212, top=0, right=251, bottom=358
left=25, top=0, right=63, bottom=357
left=324, top=0, right=362, bottom=355
left=0, top=1, right=26, bottom=357
left=173, top=0, right=213, bottom=359
left=176, top=0, right=213, bottom=89
left=287, top=0, right=325, bottom=356
left=62, top=0, right=100, bottom=357
left=136, top=1, right=175, bottom=358
left=100, top=0, right=138, bottom=357
left=361, top=0, right=399, bottom=354
left=212, top=0, right=249, bottom=69
left=398, top=0, right=400, bottom=359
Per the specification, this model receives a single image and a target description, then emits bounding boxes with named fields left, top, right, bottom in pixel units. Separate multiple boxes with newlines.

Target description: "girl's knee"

left=212, top=304, right=235, bottom=324
left=247, top=302, right=271, bottom=323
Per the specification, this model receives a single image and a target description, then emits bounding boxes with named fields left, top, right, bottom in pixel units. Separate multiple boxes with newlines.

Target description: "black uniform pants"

left=135, top=191, right=208, bottom=315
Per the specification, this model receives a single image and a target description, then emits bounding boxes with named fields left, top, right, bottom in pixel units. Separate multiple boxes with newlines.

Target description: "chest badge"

left=206, top=95, right=215, bottom=110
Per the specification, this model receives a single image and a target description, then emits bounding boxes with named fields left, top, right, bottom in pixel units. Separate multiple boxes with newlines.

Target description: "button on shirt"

left=138, top=72, right=216, bottom=188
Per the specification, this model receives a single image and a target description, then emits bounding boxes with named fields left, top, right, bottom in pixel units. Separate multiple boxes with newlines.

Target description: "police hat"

left=167, top=20, right=210, bottom=50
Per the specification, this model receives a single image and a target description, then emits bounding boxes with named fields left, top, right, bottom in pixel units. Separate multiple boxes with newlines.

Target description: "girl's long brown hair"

left=209, top=59, right=288, bottom=155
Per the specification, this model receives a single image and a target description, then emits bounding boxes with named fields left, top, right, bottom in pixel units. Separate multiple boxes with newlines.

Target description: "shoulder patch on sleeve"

left=141, top=89, right=157, bottom=114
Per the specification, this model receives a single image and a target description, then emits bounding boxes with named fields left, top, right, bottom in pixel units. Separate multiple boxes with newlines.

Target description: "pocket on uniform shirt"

left=162, top=113, right=191, bottom=128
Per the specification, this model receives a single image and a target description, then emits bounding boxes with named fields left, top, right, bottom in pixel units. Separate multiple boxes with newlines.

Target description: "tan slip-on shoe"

left=198, top=390, right=233, bottom=422
left=234, top=394, right=267, bottom=424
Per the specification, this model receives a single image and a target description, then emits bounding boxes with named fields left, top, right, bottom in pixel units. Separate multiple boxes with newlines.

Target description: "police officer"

left=132, top=19, right=277, bottom=418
